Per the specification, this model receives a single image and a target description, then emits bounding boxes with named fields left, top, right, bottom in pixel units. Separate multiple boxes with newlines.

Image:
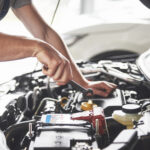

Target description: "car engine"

left=0, top=51, right=150, bottom=150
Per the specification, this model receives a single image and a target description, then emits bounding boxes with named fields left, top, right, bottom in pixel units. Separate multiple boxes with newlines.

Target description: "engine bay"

left=0, top=52, right=150, bottom=150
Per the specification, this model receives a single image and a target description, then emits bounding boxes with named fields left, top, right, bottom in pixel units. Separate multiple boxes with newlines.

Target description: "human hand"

left=83, top=81, right=117, bottom=97
left=35, top=42, right=73, bottom=85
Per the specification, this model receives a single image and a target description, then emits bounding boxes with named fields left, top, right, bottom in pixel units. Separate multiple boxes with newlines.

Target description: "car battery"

left=29, top=114, right=92, bottom=150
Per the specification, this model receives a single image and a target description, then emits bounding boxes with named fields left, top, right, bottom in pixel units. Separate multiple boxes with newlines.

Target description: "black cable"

left=5, top=120, right=35, bottom=140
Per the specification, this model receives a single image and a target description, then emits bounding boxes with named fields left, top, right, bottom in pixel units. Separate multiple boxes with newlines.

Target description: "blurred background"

left=0, top=0, right=150, bottom=83
left=1, top=0, right=150, bottom=34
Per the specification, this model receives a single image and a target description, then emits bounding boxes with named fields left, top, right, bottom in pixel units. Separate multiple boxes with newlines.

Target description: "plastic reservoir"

left=112, top=104, right=142, bottom=129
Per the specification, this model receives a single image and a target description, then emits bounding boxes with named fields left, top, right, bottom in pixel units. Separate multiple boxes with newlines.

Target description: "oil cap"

left=81, top=100, right=97, bottom=111
left=122, top=104, right=141, bottom=114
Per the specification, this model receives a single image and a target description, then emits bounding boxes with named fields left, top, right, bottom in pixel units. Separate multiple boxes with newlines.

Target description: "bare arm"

left=0, top=33, right=36, bottom=61
left=0, top=32, right=72, bottom=84
left=12, top=4, right=116, bottom=97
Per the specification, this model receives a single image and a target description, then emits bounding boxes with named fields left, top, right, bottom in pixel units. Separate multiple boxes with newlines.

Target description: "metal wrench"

left=68, top=80, right=93, bottom=96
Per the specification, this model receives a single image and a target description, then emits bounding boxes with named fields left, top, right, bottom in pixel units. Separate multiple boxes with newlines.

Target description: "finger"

left=44, top=60, right=62, bottom=77
left=42, top=66, right=58, bottom=77
left=103, top=82, right=117, bottom=93
left=91, top=83, right=111, bottom=94
left=48, top=61, right=61, bottom=77
left=56, top=63, right=72, bottom=85
left=110, top=83, right=117, bottom=88
left=102, top=83, right=113, bottom=92
left=89, top=81, right=111, bottom=89
left=93, top=88, right=109, bottom=97
left=42, top=65, right=49, bottom=76
left=57, top=82, right=66, bottom=86
left=52, top=61, right=66, bottom=81
left=101, top=82, right=117, bottom=93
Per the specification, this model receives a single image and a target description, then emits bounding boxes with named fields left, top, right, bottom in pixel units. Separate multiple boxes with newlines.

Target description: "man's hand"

left=12, top=4, right=115, bottom=94
left=35, top=42, right=73, bottom=85
left=83, top=81, right=117, bottom=97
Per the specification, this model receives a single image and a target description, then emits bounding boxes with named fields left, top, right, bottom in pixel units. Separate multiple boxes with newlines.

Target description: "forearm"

left=12, top=4, right=116, bottom=96
left=12, top=4, right=86, bottom=85
left=43, top=27, right=88, bottom=85
left=0, top=33, right=37, bottom=61
left=0, top=32, right=72, bottom=84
